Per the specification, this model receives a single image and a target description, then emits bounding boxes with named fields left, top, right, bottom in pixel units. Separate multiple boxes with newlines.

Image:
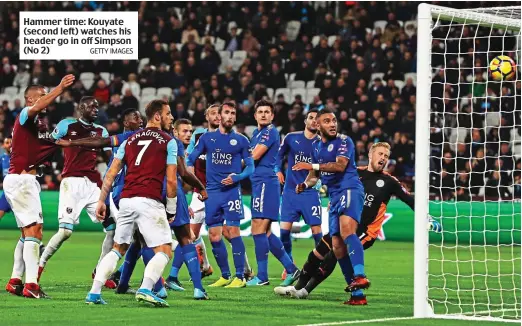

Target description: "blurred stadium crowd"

left=0, top=1, right=519, bottom=200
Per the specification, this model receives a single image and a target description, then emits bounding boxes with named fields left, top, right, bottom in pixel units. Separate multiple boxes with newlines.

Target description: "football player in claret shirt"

left=276, top=142, right=442, bottom=304
left=55, top=108, right=144, bottom=291
left=247, top=99, right=300, bottom=287
left=187, top=102, right=253, bottom=288
left=292, top=109, right=370, bottom=295
left=4, top=75, right=75, bottom=299
left=86, top=100, right=176, bottom=307
left=39, top=96, right=114, bottom=286
left=275, top=109, right=323, bottom=280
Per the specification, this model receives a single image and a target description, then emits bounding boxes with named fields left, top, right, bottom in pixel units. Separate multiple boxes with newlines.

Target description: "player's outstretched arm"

left=56, top=136, right=110, bottom=148
left=391, top=177, right=415, bottom=210
left=186, top=135, right=206, bottom=168
left=28, top=74, right=75, bottom=118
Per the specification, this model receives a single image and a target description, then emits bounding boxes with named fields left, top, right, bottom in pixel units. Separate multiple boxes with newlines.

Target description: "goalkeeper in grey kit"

left=274, top=142, right=442, bottom=304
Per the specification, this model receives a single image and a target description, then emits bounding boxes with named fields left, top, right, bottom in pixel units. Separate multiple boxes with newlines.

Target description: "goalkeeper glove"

left=428, top=217, right=442, bottom=233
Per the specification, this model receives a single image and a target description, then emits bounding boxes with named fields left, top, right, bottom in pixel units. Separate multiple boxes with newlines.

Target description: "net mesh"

left=426, top=5, right=521, bottom=321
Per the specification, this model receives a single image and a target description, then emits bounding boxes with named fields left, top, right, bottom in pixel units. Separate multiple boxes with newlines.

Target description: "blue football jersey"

left=312, top=134, right=362, bottom=195
left=1, top=153, right=10, bottom=180
left=187, top=129, right=251, bottom=191
left=108, top=129, right=139, bottom=203
left=250, top=124, right=280, bottom=183
left=276, top=131, right=319, bottom=193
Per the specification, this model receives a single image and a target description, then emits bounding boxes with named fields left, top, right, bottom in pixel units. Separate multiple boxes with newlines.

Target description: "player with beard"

left=275, top=142, right=442, bottom=304
left=291, top=109, right=369, bottom=300
left=4, top=75, right=75, bottom=298
left=38, top=97, right=113, bottom=288
left=187, top=102, right=254, bottom=288
left=275, top=109, right=323, bottom=280
left=86, top=100, right=176, bottom=306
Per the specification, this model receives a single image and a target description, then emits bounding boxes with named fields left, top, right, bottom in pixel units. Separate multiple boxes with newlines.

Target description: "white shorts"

left=3, top=174, right=43, bottom=228
left=115, top=197, right=172, bottom=248
left=189, top=194, right=205, bottom=225
left=189, top=193, right=205, bottom=212
left=190, top=210, right=205, bottom=225
left=58, top=177, right=100, bottom=226
left=109, top=193, right=118, bottom=220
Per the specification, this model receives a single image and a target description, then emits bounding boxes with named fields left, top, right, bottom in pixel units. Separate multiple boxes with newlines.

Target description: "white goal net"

left=415, top=4, right=521, bottom=322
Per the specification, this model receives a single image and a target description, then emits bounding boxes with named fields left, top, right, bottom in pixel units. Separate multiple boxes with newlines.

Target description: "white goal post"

left=415, top=3, right=521, bottom=323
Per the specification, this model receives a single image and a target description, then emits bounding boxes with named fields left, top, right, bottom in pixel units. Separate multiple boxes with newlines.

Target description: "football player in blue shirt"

left=187, top=102, right=254, bottom=288
left=293, top=109, right=370, bottom=292
left=275, top=109, right=323, bottom=280
left=0, top=136, right=13, bottom=220
left=246, top=100, right=300, bottom=286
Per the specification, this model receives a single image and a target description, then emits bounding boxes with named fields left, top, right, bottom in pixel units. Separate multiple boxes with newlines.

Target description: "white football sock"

left=23, top=238, right=41, bottom=284
left=91, top=250, right=121, bottom=294
left=11, top=238, right=25, bottom=280
left=140, top=252, right=169, bottom=291
left=39, top=228, right=72, bottom=267
left=96, top=230, right=115, bottom=269
left=195, top=236, right=210, bottom=269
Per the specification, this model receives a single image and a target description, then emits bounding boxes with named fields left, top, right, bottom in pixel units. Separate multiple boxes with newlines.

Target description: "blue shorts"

left=251, top=179, right=280, bottom=221
left=280, top=190, right=322, bottom=226
left=328, top=187, right=364, bottom=236
left=170, top=187, right=190, bottom=228
left=205, top=186, right=243, bottom=228
left=0, top=192, right=11, bottom=213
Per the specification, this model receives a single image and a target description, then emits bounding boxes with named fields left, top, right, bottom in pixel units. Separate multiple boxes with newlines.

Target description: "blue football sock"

left=141, top=247, right=164, bottom=292
left=182, top=244, right=203, bottom=290
left=211, top=239, right=231, bottom=279
left=337, top=254, right=354, bottom=285
left=268, top=233, right=297, bottom=274
left=169, top=245, right=184, bottom=279
left=119, top=243, right=141, bottom=287
left=352, top=289, right=364, bottom=297
left=253, top=234, right=269, bottom=282
left=280, top=229, right=292, bottom=262
left=312, top=232, right=323, bottom=246
left=230, top=236, right=245, bottom=279
left=345, top=234, right=365, bottom=276
left=118, top=264, right=124, bottom=273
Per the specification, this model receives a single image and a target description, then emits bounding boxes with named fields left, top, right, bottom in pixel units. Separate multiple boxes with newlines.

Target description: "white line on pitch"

left=295, top=316, right=417, bottom=326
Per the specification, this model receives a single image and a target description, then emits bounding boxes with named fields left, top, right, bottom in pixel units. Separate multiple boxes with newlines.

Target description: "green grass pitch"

left=0, top=230, right=516, bottom=326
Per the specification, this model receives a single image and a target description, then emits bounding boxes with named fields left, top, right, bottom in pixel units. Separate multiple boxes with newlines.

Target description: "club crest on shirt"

left=327, top=144, right=334, bottom=152
left=90, top=131, right=97, bottom=137
left=230, top=139, right=237, bottom=146
left=66, top=207, right=73, bottom=214
left=376, top=179, right=385, bottom=187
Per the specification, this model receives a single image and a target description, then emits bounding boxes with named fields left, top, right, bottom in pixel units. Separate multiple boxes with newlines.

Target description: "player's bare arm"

left=57, top=136, right=111, bottom=148
left=292, top=156, right=349, bottom=174
left=28, top=74, right=75, bottom=118
left=251, top=143, right=268, bottom=161
left=95, top=158, right=123, bottom=220
left=177, top=156, right=207, bottom=201
left=296, top=170, right=319, bottom=194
